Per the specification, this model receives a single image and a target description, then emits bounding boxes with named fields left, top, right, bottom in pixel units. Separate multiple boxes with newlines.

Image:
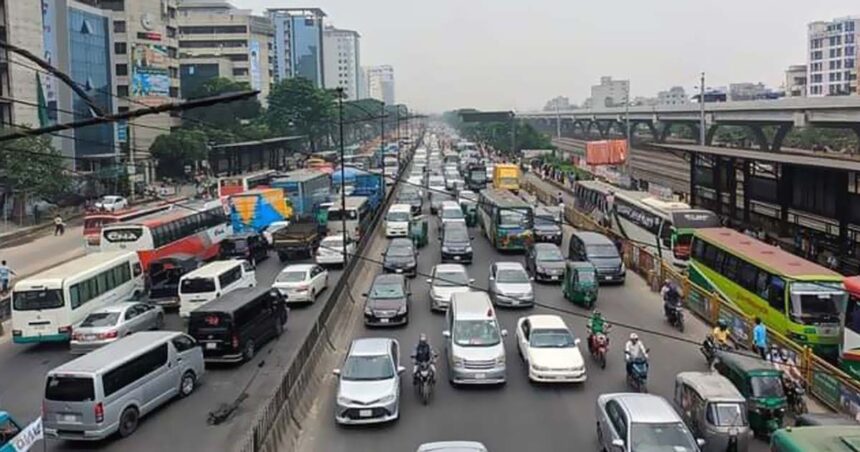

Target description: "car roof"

left=417, top=441, right=488, bottom=452
left=183, top=260, right=245, bottom=279
left=350, top=337, right=395, bottom=356
left=675, top=372, right=745, bottom=401
left=526, top=314, right=567, bottom=330
left=600, top=393, right=682, bottom=423
left=496, top=261, right=526, bottom=270
left=281, top=264, right=315, bottom=273
left=389, top=237, right=413, bottom=247
left=49, top=331, right=183, bottom=374
left=574, top=231, right=614, bottom=245
left=372, top=273, right=406, bottom=285
left=91, top=302, right=138, bottom=314
left=534, top=243, right=561, bottom=252
left=389, top=203, right=412, bottom=212
left=441, top=201, right=460, bottom=208
left=191, top=286, right=274, bottom=314
left=434, top=263, right=468, bottom=273
left=451, top=292, right=493, bottom=319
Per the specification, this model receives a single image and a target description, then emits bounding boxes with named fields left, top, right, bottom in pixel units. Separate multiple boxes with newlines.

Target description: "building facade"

left=268, top=8, right=325, bottom=88
left=785, top=64, right=808, bottom=97
left=543, top=96, right=572, bottom=111
left=657, top=86, right=689, bottom=105
left=590, top=76, right=629, bottom=109
left=177, top=0, right=273, bottom=102
left=322, top=25, right=360, bottom=100
left=807, top=16, right=859, bottom=96
left=365, top=64, right=394, bottom=105
left=728, top=82, right=781, bottom=101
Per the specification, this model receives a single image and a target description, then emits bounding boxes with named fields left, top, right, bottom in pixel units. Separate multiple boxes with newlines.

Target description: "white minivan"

left=385, top=204, right=413, bottom=238
left=178, top=260, right=256, bottom=318
left=444, top=292, right=507, bottom=385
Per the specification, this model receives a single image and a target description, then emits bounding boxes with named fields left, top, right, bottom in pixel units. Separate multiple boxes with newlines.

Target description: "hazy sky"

left=243, top=0, right=858, bottom=113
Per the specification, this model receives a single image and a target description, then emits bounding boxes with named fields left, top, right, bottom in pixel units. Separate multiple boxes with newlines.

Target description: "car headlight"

left=523, top=292, right=535, bottom=301
left=452, top=357, right=465, bottom=368
left=495, top=355, right=506, bottom=365
left=620, top=263, right=626, bottom=273
left=378, top=393, right=397, bottom=404
left=337, top=395, right=353, bottom=405
left=397, top=305, right=407, bottom=314
left=464, top=246, right=472, bottom=253
left=532, top=364, right=551, bottom=371
left=441, top=246, right=451, bottom=253
left=364, top=306, right=373, bottom=315
left=537, top=266, right=547, bottom=273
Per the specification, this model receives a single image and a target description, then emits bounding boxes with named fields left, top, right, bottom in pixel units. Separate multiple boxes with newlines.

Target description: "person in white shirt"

left=624, top=333, right=648, bottom=376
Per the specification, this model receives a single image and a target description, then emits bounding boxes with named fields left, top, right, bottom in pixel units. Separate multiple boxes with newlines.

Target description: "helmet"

left=419, top=333, right=428, bottom=343
left=780, top=348, right=790, bottom=360
left=718, top=319, right=729, bottom=329
left=630, top=333, right=639, bottom=341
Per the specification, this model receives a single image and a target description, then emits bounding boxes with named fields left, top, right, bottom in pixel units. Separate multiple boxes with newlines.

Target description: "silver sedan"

left=70, top=302, right=165, bottom=354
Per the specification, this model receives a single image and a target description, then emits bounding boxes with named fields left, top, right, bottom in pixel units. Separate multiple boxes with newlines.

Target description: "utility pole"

left=555, top=101, right=561, bottom=138
left=380, top=101, right=386, bottom=199
left=625, top=84, right=631, bottom=177
left=699, top=72, right=706, bottom=146
left=337, top=88, right=347, bottom=259
left=510, top=113, right=516, bottom=158
left=129, top=118, right=136, bottom=202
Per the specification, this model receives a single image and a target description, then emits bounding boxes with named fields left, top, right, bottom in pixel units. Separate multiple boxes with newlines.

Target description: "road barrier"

left=524, top=175, right=860, bottom=421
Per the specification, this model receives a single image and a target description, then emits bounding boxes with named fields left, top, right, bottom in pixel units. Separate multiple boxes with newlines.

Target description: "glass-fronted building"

left=268, top=8, right=326, bottom=87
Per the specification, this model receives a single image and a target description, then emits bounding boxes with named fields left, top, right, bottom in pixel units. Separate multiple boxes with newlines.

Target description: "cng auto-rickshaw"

left=674, top=371, right=753, bottom=452
left=460, top=200, right=478, bottom=227
left=410, top=215, right=428, bottom=248
left=713, top=350, right=787, bottom=437
left=562, top=261, right=598, bottom=308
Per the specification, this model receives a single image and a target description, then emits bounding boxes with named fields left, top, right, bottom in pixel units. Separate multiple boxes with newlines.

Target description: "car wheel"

left=179, top=371, right=196, bottom=397
left=243, top=340, right=256, bottom=362
left=118, top=407, right=139, bottom=437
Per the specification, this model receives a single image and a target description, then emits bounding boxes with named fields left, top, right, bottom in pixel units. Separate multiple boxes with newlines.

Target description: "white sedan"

left=94, top=195, right=128, bottom=212
left=516, top=314, right=586, bottom=383
left=316, top=235, right=356, bottom=266
left=273, top=264, right=329, bottom=303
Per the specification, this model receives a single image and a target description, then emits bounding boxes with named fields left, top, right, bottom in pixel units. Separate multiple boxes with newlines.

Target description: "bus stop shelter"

left=209, top=135, right=306, bottom=176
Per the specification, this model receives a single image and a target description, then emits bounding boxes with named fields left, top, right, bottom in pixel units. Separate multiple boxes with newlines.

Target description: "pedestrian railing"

left=524, top=176, right=860, bottom=420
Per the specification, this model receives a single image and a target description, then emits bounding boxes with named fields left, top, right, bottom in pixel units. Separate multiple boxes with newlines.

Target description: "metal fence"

left=524, top=176, right=860, bottom=420
left=0, top=296, right=9, bottom=323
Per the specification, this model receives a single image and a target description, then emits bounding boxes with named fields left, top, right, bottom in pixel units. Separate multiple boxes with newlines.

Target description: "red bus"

left=83, top=202, right=175, bottom=249
left=218, top=170, right=278, bottom=197
left=98, top=200, right=231, bottom=270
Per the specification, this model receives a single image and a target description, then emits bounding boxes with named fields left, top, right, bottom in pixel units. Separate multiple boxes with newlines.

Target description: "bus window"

left=847, top=295, right=860, bottom=334
left=768, top=276, right=786, bottom=311
left=755, top=271, right=770, bottom=300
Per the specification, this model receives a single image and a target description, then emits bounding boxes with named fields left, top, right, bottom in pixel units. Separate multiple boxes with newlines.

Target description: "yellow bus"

left=492, top=163, right=521, bottom=192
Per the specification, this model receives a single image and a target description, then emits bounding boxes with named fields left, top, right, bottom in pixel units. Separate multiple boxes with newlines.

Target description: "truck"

left=228, top=188, right=292, bottom=233
left=271, top=218, right=324, bottom=261
left=270, top=169, right=331, bottom=218
left=332, top=167, right=384, bottom=211
left=492, top=163, right=521, bottom=193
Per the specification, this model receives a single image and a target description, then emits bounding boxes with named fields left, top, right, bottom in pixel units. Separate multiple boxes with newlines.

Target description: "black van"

left=568, top=231, right=625, bottom=284
left=220, top=232, right=269, bottom=266
left=188, top=286, right=288, bottom=364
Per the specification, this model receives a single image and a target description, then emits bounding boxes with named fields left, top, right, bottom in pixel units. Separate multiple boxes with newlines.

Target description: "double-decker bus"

left=99, top=200, right=231, bottom=270
left=478, top=188, right=533, bottom=251
left=574, top=180, right=720, bottom=267
left=218, top=169, right=277, bottom=197
left=82, top=202, right=174, bottom=249
left=690, top=227, right=845, bottom=359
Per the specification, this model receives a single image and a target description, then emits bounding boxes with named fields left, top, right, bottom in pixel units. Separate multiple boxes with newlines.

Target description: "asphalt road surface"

left=297, top=182, right=771, bottom=452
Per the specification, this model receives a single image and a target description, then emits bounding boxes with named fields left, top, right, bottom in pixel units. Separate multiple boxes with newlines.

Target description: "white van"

left=178, top=260, right=256, bottom=318
left=444, top=292, right=507, bottom=385
left=385, top=204, right=413, bottom=238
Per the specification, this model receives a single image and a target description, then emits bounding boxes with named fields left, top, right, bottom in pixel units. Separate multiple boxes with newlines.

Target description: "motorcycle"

left=626, top=356, right=649, bottom=393
left=588, top=330, right=610, bottom=369
left=664, top=302, right=685, bottom=332
left=784, top=378, right=807, bottom=415
left=700, top=334, right=729, bottom=367
left=412, top=356, right=436, bottom=405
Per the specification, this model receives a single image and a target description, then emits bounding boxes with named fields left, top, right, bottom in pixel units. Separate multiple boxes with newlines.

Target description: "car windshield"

left=707, top=402, right=747, bottom=427
left=388, top=244, right=414, bottom=257
left=429, top=177, right=445, bottom=186
left=538, top=248, right=564, bottom=262
left=80, top=312, right=120, bottom=327
left=630, top=422, right=697, bottom=452
left=470, top=170, right=486, bottom=181
left=498, top=209, right=529, bottom=228
left=12, top=289, right=64, bottom=311
left=222, top=239, right=248, bottom=252
left=442, top=208, right=464, bottom=220
left=180, top=277, right=216, bottom=294
left=444, top=226, right=470, bottom=243
left=453, top=319, right=501, bottom=346
left=434, top=270, right=469, bottom=287
left=751, top=375, right=785, bottom=398
left=789, top=282, right=844, bottom=324
left=277, top=271, right=308, bottom=283
left=322, top=238, right=343, bottom=249
left=535, top=215, right=558, bottom=227
left=587, top=244, right=618, bottom=258
left=341, top=354, right=395, bottom=381
left=370, top=282, right=405, bottom=299
left=497, top=268, right=529, bottom=283
left=398, top=190, right=420, bottom=201
left=387, top=211, right=411, bottom=222
left=530, top=328, right=575, bottom=348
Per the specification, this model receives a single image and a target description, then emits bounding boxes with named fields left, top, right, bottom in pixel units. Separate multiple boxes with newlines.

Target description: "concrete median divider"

left=523, top=174, right=860, bottom=420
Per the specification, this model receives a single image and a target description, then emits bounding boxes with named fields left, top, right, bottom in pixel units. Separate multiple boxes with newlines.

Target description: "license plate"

left=474, top=373, right=486, bottom=379
left=511, top=300, right=520, bottom=305
left=85, top=334, right=96, bottom=341
left=551, top=276, right=559, bottom=280
left=454, top=256, right=461, bottom=260
left=206, top=342, right=217, bottom=350
left=32, top=325, right=46, bottom=331
left=359, top=409, right=372, bottom=417
left=396, top=269, right=403, bottom=273
left=380, top=318, right=390, bottom=324
left=60, top=414, right=77, bottom=423
left=604, top=276, right=612, bottom=281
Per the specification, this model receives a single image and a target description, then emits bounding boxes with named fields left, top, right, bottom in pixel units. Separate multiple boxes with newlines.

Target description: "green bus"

left=477, top=188, right=534, bottom=251
left=690, top=227, right=845, bottom=358
left=771, top=426, right=860, bottom=452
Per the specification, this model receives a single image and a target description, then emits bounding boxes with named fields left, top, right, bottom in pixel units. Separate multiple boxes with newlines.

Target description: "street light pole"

left=625, top=85, right=631, bottom=177
left=699, top=72, right=706, bottom=146
left=380, top=101, right=386, bottom=199
left=337, top=88, right=348, bottom=260
left=555, top=102, right=561, bottom=138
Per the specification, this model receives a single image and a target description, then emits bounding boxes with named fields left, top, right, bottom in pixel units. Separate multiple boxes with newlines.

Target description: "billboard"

left=131, top=44, right=170, bottom=104
left=40, top=0, right=58, bottom=124
left=249, top=40, right=262, bottom=91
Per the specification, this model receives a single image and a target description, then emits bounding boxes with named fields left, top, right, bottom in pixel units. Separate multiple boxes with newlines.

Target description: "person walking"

left=0, top=260, right=16, bottom=295
left=53, top=214, right=65, bottom=236
left=753, top=317, right=768, bottom=359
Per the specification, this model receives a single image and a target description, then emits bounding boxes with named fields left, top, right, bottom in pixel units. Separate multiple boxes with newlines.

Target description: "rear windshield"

left=45, top=376, right=95, bottom=402
left=180, top=277, right=216, bottom=294
left=80, top=312, right=120, bottom=327
left=13, top=289, right=64, bottom=311
left=189, top=312, right=232, bottom=333
left=222, top=239, right=249, bottom=251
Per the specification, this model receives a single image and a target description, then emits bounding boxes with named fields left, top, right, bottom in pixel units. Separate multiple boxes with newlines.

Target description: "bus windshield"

left=498, top=209, right=530, bottom=228
left=789, top=282, right=844, bottom=324
left=328, top=209, right=358, bottom=222
left=13, top=289, right=64, bottom=311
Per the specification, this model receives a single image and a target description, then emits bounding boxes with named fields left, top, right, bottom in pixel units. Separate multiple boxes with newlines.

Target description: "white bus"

left=327, top=196, right=371, bottom=241
left=11, top=251, right=145, bottom=344
left=573, top=180, right=720, bottom=267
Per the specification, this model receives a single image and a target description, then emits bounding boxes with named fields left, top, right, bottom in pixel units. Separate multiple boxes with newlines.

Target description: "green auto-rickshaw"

left=410, top=215, right=428, bottom=248
left=460, top=200, right=478, bottom=227
left=713, top=350, right=787, bottom=437
left=562, top=261, right=598, bottom=308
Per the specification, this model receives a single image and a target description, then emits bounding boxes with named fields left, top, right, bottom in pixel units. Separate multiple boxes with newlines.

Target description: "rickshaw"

left=460, top=199, right=478, bottom=227
left=410, top=215, right=428, bottom=248
left=562, top=261, right=598, bottom=308
left=674, top=371, right=753, bottom=452
left=713, top=350, right=786, bottom=437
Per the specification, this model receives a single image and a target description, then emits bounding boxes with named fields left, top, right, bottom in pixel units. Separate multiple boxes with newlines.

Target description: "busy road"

left=297, top=169, right=769, bottom=452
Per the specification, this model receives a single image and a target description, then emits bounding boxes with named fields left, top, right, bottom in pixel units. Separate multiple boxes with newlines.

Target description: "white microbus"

left=11, top=251, right=145, bottom=344
left=178, top=259, right=256, bottom=318
left=327, top=196, right=371, bottom=241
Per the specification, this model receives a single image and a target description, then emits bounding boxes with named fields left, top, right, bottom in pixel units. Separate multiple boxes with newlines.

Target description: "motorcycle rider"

left=712, top=319, right=731, bottom=349
left=586, top=310, right=608, bottom=353
left=624, top=333, right=649, bottom=376
left=412, top=333, right=436, bottom=384
left=661, top=280, right=682, bottom=321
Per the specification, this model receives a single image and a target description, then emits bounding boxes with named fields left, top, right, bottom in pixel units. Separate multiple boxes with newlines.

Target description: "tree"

left=149, top=128, right=208, bottom=178
left=266, top=78, right=335, bottom=152
left=444, top=110, right=554, bottom=157
left=184, top=78, right=262, bottom=130
left=0, top=135, right=71, bottom=220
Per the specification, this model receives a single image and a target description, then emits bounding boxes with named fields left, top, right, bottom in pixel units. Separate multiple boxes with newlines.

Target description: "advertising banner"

left=40, top=0, right=58, bottom=124
left=132, top=44, right=170, bottom=104
left=249, top=40, right=262, bottom=91
left=9, top=417, right=43, bottom=452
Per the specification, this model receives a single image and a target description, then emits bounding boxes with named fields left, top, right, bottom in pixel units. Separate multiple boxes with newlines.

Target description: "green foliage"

left=149, top=128, right=208, bottom=178
left=0, top=135, right=71, bottom=200
left=444, top=109, right=554, bottom=157
left=184, top=78, right=262, bottom=130
left=266, top=78, right=336, bottom=151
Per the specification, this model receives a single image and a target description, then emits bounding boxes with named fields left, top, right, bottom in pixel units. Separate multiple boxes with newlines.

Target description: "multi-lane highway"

left=296, top=174, right=770, bottom=452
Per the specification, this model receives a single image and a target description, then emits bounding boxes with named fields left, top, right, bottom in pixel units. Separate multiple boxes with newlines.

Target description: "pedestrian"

left=827, top=254, right=839, bottom=271
left=53, top=214, right=65, bottom=236
left=0, top=260, right=15, bottom=294
left=753, top=317, right=767, bottom=359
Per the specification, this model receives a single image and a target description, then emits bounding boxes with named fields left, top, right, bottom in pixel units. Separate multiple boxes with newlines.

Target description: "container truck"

left=271, top=169, right=331, bottom=219
left=228, top=188, right=292, bottom=233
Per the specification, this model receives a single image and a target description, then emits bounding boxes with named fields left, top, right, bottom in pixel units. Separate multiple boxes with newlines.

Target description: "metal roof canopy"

left=655, top=143, right=860, bottom=172
left=210, top=135, right=306, bottom=151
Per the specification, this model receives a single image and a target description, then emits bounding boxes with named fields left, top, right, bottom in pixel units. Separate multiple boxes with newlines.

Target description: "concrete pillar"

left=836, top=171, right=849, bottom=259
left=689, top=153, right=697, bottom=206
left=777, top=165, right=792, bottom=236
left=742, top=160, right=751, bottom=223
left=771, top=124, right=793, bottom=153
left=748, top=125, right=769, bottom=152
left=705, top=125, right=718, bottom=146
left=728, top=158, right=737, bottom=224
left=713, top=156, right=722, bottom=216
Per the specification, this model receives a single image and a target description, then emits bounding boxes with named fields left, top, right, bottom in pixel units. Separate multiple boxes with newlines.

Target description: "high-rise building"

left=268, top=8, right=326, bottom=88
left=322, top=25, right=360, bottom=100
left=807, top=16, right=859, bottom=96
left=543, top=96, right=572, bottom=111
left=590, top=76, right=629, bottom=109
left=657, top=86, right=689, bottom=105
left=366, top=65, right=394, bottom=105
left=785, top=64, right=808, bottom=97
left=177, top=0, right=274, bottom=102
left=357, top=66, right=369, bottom=99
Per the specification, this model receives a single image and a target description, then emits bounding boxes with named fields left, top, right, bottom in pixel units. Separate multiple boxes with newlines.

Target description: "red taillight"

left=95, top=402, right=104, bottom=423
left=58, top=325, right=72, bottom=335
left=99, top=330, right=118, bottom=340
left=72, top=332, right=83, bottom=341
left=232, top=334, right=239, bottom=349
